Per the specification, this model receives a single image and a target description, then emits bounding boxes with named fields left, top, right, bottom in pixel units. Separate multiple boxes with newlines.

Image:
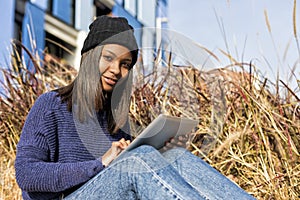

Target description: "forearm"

left=15, top=153, right=104, bottom=193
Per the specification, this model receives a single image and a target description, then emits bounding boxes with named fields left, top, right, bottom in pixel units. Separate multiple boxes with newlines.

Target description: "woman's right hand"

left=102, top=138, right=130, bottom=167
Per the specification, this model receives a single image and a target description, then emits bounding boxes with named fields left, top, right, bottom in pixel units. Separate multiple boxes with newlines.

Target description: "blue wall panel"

left=22, top=2, right=45, bottom=71
left=0, top=0, right=15, bottom=68
left=53, top=0, right=72, bottom=24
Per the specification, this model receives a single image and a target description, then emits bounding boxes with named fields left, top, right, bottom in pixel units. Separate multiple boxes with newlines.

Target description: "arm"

left=15, top=92, right=104, bottom=193
left=15, top=146, right=103, bottom=192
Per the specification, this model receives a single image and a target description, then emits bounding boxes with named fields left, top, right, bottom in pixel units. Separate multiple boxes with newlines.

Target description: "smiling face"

left=99, top=44, right=133, bottom=92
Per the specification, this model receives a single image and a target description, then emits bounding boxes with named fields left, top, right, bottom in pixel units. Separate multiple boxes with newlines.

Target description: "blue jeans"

left=65, top=145, right=255, bottom=200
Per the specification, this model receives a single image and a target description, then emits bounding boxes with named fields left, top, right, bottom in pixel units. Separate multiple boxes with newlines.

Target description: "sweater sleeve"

left=15, top=92, right=104, bottom=193
left=119, top=119, right=132, bottom=141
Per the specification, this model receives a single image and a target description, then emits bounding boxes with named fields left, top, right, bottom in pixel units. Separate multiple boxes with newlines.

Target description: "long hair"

left=56, top=45, right=133, bottom=134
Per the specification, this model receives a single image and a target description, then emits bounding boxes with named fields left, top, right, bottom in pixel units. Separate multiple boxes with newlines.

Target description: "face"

left=99, top=44, right=133, bottom=92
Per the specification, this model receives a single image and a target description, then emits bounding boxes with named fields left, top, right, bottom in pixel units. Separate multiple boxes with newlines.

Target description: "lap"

left=65, top=146, right=254, bottom=200
left=65, top=145, right=202, bottom=200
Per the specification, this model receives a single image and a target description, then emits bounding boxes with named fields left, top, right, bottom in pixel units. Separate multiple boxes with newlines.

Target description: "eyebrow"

left=104, top=50, right=132, bottom=62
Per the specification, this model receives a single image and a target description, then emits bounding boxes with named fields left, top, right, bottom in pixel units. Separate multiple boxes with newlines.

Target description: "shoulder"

left=33, top=91, right=62, bottom=110
left=35, top=91, right=60, bottom=104
left=21, top=91, right=62, bottom=141
left=26, top=91, right=64, bottom=121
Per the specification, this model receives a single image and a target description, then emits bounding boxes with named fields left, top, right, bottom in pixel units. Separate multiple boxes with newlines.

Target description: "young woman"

left=15, top=15, right=255, bottom=200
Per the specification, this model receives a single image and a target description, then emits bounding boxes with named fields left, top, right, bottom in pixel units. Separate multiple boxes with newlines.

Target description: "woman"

left=15, top=15, right=255, bottom=200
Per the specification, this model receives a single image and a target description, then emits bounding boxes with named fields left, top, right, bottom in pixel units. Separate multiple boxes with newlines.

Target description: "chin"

left=103, top=86, right=114, bottom=92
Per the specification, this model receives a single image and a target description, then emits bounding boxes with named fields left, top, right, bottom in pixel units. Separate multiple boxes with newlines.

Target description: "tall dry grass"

left=0, top=40, right=77, bottom=200
left=1, top=30, right=300, bottom=200
left=129, top=52, right=300, bottom=199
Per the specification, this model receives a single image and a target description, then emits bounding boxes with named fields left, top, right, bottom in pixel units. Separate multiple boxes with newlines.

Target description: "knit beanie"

left=81, top=15, right=139, bottom=67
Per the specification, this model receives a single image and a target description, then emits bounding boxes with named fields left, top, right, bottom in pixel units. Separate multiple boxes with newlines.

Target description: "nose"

left=108, top=60, right=120, bottom=75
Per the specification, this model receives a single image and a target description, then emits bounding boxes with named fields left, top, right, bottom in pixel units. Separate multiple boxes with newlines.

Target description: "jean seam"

left=129, top=156, right=185, bottom=200
left=170, top=158, right=209, bottom=200
left=66, top=154, right=199, bottom=200
left=109, top=155, right=185, bottom=199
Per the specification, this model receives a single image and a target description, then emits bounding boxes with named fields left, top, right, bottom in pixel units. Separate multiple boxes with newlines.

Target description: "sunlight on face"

left=99, top=44, right=132, bottom=92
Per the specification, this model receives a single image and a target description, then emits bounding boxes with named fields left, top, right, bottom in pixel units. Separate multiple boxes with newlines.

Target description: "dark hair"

left=56, top=46, right=132, bottom=134
left=56, top=16, right=138, bottom=134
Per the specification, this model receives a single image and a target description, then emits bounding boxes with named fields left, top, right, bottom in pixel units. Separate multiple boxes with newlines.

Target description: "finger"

left=170, top=137, right=177, bottom=143
left=176, top=141, right=184, bottom=146
left=166, top=142, right=173, bottom=148
left=110, top=142, right=122, bottom=155
left=112, top=141, right=120, bottom=147
left=119, top=138, right=126, bottom=143
left=162, top=146, right=168, bottom=152
left=178, top=135, right=188, bottom=141
left=169, top=137, right=180, bottom=145
left=120, top=141, right=130, bottom=150
left=171, top=138, right=186, bottom=147
left=112, top=141, right=125, bottom=151
left=118, top=138, right=128, bottom=149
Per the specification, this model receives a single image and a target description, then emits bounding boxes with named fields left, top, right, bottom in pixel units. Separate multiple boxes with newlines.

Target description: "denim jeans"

left=64, top=145, right=255, bottom=200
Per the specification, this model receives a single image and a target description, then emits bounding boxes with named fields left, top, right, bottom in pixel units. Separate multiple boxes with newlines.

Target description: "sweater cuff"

left=87, top=159, right=105, bottom=178
left=98, top=157, right=108, bottom=168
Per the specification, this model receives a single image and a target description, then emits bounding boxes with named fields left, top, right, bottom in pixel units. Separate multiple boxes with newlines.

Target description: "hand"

left=161, top=135, right=190, bottom=152
left=102, top=138, right=130, bottom=167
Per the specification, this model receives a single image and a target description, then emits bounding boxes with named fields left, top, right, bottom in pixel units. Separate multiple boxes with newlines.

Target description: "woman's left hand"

left=161, top=135, right=190, bottom=152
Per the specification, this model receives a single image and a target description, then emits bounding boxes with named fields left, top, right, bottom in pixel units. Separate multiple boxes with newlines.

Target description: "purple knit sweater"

left=15, top=91, right=131, bottom=199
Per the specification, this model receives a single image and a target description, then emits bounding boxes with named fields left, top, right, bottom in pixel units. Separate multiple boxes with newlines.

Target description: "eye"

left=121, top=62, right=131, bottom=69
left=103, top=55, right=113, bottom=62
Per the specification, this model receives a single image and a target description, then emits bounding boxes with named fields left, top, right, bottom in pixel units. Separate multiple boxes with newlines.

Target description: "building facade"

left=0, top=0, right=168, bottom=70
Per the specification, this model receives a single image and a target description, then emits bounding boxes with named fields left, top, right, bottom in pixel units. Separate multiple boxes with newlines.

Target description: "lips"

left=103, top=76, right=118, bottom=86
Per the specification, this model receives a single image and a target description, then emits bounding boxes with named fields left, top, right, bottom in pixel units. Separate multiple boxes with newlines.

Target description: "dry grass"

left=129, top=55, right=300, bottom=199
left=1, top=37, right=300, bottom=200
left=0, top=41, right=77, bottom=200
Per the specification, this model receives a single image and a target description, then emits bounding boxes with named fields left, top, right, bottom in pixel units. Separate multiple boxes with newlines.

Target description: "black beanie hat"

left=81, top=15, right=139, bottom=67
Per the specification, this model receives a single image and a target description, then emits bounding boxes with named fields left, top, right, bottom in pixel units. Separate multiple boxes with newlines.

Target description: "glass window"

left=137, top=0, right=155, bottom=27
left=30, top=0, right=48, bottom=10
left=115, top=0, right=124, bottom=6
left=47, top=0, right=75, bottom=26
left=124, top=0, right=136, bottom=16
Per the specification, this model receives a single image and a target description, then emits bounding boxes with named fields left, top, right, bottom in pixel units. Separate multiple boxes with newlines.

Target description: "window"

left=46, top=0, right=75, bottom=26
left=124, top=0, right=136, bottom=16
left=115, top=0, right=124, bottom=6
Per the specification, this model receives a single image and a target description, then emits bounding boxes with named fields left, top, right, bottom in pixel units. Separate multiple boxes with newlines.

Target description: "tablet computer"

left=118, top=114, right=198, bottom=157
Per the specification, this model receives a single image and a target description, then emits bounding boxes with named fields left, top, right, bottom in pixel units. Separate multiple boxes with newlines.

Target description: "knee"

left=167, top=147, right=187, bottom=154
left=131, top=145, right=157, bottom=154
left=162, top=147, right=194, bottom=163
left=163, top=147, right=188, bottom=157
left=116, top=146, right=169, bottom=172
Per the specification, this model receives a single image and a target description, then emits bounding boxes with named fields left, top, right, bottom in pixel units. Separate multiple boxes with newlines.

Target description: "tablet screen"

left=126, top=114, right=199, bottom=151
